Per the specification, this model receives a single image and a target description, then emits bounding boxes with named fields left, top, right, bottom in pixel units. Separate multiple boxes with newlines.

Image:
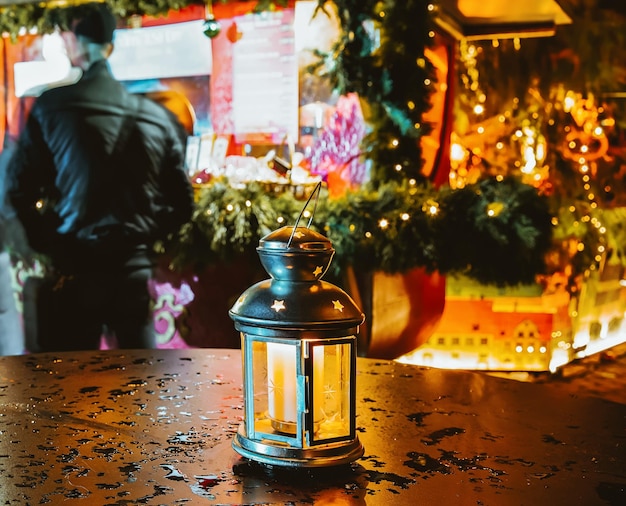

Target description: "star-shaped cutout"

left=313, top=266, right=323, bottom=277
left=271, top=300, right=286, bottom=312
left=332, top=300, right=344, bottom=312
left=293, top=231, right=305, bottom=239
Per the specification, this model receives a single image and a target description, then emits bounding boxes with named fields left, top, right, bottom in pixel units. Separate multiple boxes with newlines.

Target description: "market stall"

left=2, top=1, right=625, bottom=372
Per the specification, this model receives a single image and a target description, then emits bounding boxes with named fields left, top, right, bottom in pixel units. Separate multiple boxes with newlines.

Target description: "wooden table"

left=0, top=349, right=624, bottom=504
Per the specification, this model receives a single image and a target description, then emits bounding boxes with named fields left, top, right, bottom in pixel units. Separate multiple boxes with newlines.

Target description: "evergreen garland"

left=164, top=175, right=553, bottom=287
left=314, top=0, right=436, bottom=184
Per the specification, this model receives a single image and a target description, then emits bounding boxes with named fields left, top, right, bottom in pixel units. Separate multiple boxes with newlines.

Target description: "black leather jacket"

left=7, top=60, right=194, bottom=269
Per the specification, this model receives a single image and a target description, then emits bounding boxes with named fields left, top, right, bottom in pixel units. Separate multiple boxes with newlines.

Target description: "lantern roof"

left=230, top=225, right=364, bottom=333
left=229, top=277, right=365, bottom=334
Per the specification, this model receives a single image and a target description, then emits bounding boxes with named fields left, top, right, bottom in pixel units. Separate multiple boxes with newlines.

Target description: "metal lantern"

left=229, top=186, right=365, bottom=467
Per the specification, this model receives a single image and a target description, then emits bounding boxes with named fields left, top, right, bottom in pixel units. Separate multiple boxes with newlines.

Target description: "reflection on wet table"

left=0, top=349, right=624, bottom=504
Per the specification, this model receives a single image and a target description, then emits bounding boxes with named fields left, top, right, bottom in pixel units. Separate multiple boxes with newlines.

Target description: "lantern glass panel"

left=310, top=340, right=353, bottom=444
left=248, top=338, right=269, bottom=433
left=246, top=337, right=304, bottom=444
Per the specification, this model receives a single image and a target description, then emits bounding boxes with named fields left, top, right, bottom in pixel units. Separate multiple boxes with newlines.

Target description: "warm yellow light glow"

left=226, top=204, right=234, bottom=211
left=267, top=343, right=297, bottom=424
left=536, top=140, right=546, bottom=162
left=245, top=200, right=252, bottom=207
left=401, top=213, right=410, bottom=221
left=266, top=342, right=324, bottom=431
left=422, top=199, right=440, bottom=216
left=486, top=201, right=505, bottom=217
left=450, top=142, right=466, bottom=162
left=521, top=146, right=537, bottom=172
left=473, top=104, right=484, bottom=115
left=378, top=218, right=389, bottom=229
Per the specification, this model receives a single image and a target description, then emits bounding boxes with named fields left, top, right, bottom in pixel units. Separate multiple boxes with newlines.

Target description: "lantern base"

left=232, top=426, right=364, bottom=468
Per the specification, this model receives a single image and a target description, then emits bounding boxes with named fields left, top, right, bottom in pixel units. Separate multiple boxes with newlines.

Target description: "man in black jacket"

left=7, top=3, right=194, bottom=351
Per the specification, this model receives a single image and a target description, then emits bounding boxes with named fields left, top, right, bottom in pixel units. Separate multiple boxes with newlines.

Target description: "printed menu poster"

left=232, top=9, right=298, bottom=144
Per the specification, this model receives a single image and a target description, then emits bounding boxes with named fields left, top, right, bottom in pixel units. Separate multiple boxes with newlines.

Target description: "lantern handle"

left=287, top=181, right=322, bottom=247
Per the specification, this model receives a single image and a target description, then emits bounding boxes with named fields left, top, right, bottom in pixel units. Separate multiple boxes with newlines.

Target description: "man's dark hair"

left=72, top=2, right=117, bottom=43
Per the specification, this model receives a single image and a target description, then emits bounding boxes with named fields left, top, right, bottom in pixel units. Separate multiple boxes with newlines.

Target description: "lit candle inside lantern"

left=267, top=341, right=297, bottom=432
left=267, top=341, right=325, bottom=434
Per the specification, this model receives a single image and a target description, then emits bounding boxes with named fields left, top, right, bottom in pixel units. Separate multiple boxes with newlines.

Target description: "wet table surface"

left=0, top=349, right=624, bottom=505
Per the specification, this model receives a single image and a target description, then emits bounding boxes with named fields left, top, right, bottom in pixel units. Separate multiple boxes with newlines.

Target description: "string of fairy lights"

left=453, top=36, right=626, bottom=296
